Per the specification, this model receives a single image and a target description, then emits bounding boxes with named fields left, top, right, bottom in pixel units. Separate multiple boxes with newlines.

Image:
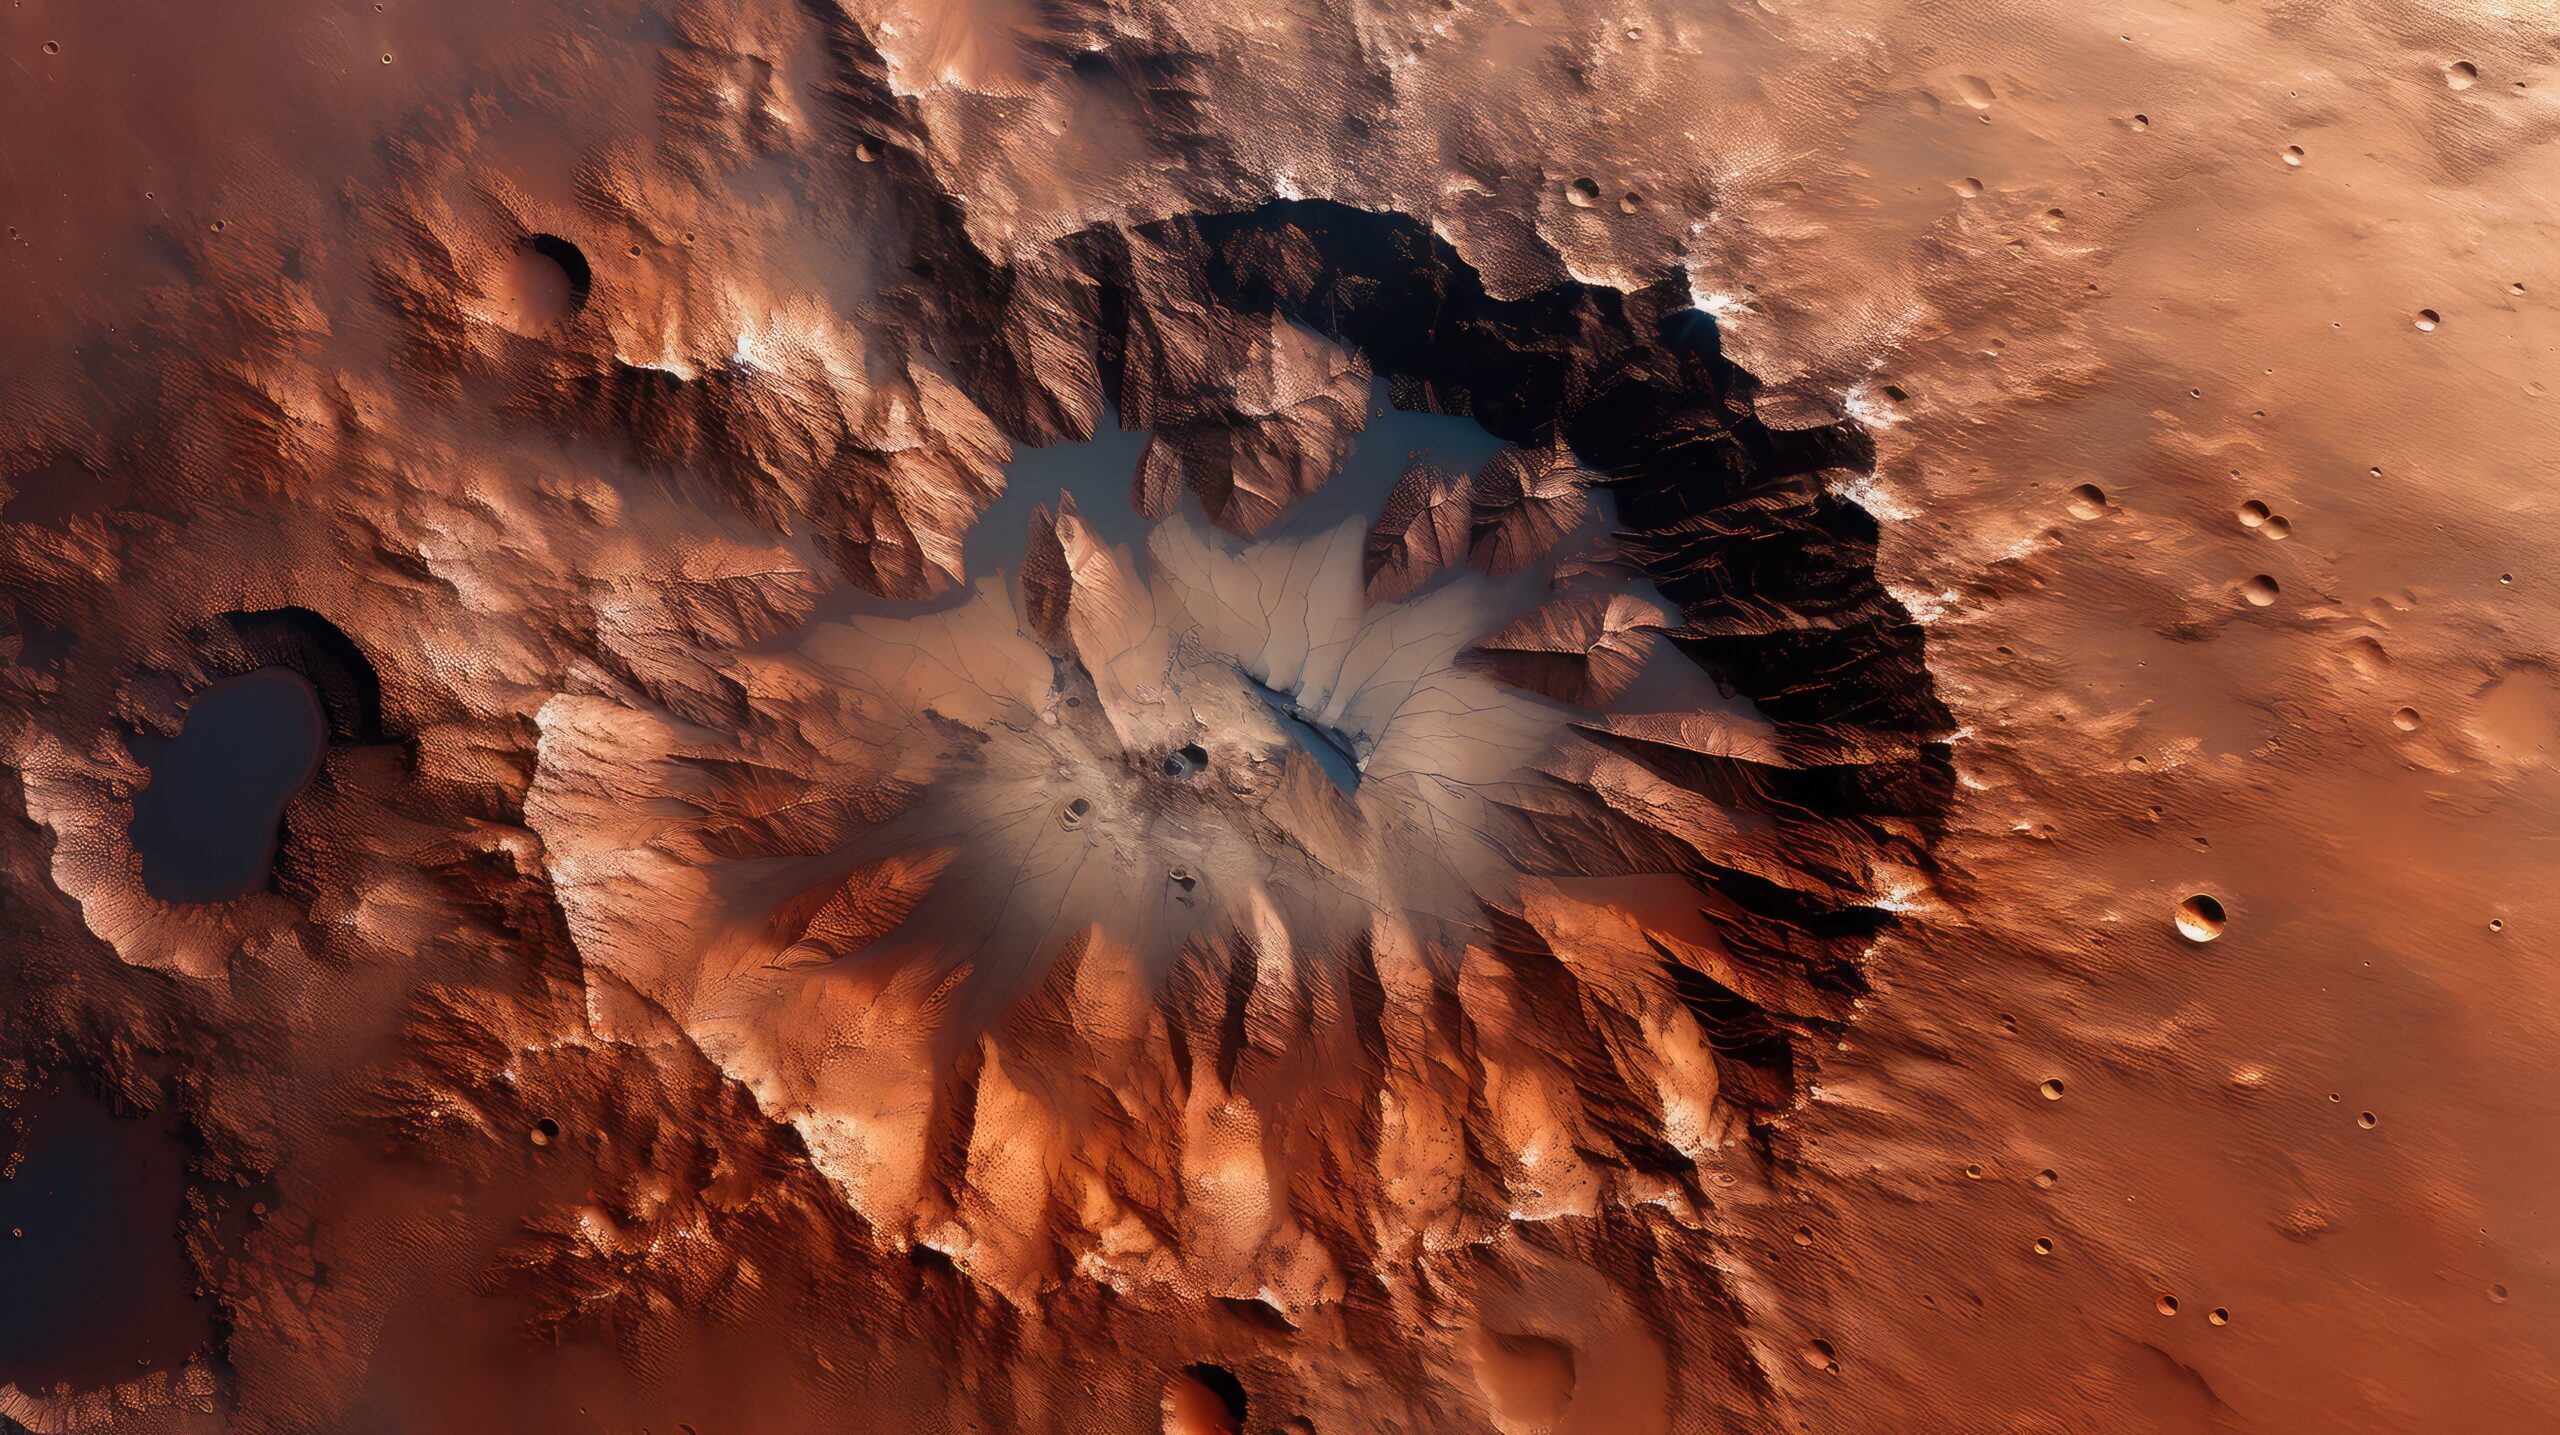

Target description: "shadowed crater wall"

left=0, top=21, right=1952, bottom=1435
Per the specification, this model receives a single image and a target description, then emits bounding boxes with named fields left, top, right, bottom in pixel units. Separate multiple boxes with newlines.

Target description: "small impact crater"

left=500, top=233, right=593, bottom=333
left=2175, top=894, right=2228, bottom=942
left=1165, top=1362, right=1248, bottom=1435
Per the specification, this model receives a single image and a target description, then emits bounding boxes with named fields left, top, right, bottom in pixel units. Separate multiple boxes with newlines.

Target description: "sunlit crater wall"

left=518, top=203, right=1952, bottom=1328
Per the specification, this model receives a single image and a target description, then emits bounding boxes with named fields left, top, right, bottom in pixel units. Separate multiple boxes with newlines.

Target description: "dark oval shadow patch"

left=127, top=666, right=326, bottom=903
left=0, top=1080, right=208, bottom=1393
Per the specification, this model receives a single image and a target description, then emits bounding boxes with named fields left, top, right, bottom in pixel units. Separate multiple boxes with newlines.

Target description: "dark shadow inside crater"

left=122, top=606, right=397, bottom=903
left=1183, top=200, right=1944, bottom=738
left=1663, top=958, right=1801, bottom=1114
left=218, top=606, right=390, bottom=745
left=511, top=233, right=592, bottom=327
left=127, top=666, right=326, bottom=904
left=1175, top=1362, right=1250, bottom=1431
left=0, top=1080, right=208, bottom=1394
left=1022, top=199, right=1949, bottom=1120
left=1140, top=203, right=1955, bottom=862
left=723, top=190, right=1951, bottom=1122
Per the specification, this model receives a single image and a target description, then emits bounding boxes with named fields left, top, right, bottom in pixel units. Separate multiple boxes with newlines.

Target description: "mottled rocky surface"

left=2, top=1, right=2555, bottom=1432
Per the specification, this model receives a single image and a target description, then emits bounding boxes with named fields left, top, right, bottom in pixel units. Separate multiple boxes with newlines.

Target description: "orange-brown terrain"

left=1, top=1, right=2554, bottom=1431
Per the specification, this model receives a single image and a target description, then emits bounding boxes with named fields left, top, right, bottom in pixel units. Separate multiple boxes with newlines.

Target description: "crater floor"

left=2, top=1, right=2554, bottom=1432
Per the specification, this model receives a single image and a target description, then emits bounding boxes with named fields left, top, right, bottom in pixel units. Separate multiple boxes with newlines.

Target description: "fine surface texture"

left=0, top=1, right=2553, bottom=1431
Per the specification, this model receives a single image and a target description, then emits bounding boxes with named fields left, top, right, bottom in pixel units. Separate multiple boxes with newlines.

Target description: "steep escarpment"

left=9, top=0, right=2549, bottom=1430
left=0, top=44, right=1943, bottom=1428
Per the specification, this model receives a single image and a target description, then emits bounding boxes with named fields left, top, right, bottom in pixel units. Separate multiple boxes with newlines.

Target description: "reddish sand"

left=2, top=1, right=2554, bottom=1432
